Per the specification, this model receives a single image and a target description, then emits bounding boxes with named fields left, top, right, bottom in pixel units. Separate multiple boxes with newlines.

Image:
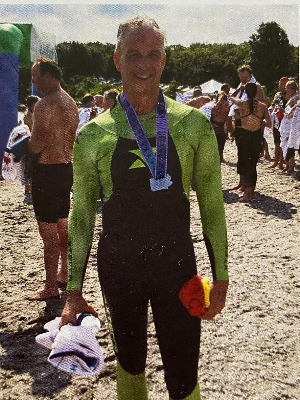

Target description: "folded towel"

left=35, top=314, right=104, bottom=376
left=48, top=324, right=104, bottom=376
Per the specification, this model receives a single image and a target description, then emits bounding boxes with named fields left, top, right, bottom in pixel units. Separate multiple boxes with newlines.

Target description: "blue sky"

left=0, top=3, right=299, bottom=47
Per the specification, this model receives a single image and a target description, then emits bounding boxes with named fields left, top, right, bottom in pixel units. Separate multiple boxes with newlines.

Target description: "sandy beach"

left=0, top=136, right=299, bottom=400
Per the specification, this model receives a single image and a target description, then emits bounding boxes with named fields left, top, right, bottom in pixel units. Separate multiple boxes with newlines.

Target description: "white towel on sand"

left=36, top=315, right=104, bottom=376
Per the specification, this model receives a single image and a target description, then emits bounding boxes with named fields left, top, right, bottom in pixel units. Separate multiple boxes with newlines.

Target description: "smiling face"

left=114, top=26, right=166, bottom=99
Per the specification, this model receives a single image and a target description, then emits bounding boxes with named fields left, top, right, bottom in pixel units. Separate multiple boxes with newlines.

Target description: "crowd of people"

left=1, top=15, right=299, bottom=400
left=186, top=65, right=299, bottom=201
left=76, top=89, right=120, bottom=136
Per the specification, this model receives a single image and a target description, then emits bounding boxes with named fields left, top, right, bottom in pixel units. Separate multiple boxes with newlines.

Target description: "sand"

left=0, top=137, right=299, bottom=400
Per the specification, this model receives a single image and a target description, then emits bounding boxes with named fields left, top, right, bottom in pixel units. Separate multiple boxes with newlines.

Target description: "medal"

left=150, top=174, right=172, bottom=191
left=120, top=90, right=172, bottom=191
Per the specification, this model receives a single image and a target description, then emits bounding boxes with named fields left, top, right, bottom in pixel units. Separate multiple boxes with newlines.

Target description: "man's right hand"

left=59, top=291, right=98, bottom=329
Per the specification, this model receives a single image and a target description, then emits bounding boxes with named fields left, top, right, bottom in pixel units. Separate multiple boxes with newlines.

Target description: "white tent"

left=199, top=79, right=236, bottom=95
left=200, top=79, right=226, bottom=95
left=175, top=80, right=237, bottom=104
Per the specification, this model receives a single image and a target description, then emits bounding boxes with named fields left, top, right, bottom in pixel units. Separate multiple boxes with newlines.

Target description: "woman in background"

left=230, top=83, right=271, bottom=201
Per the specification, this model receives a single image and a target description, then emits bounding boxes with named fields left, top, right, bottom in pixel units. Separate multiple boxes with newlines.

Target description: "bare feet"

left=231, top=176, right=245, bottom=191
left=239, top=196, right=254, bottom=203
left=270, top=162, right=278, bottom=168
left=231, top=184, right=242, bottom=191
left=239, top=186, right=255, bottom=202
left=26, top=288, right=60, bottom=301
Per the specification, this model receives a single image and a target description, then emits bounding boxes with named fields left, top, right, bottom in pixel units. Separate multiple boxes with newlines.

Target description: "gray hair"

left=116, top=16, right=166, bottom=54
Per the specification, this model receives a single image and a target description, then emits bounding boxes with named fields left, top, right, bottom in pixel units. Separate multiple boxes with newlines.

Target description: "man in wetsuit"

left=60, top=17, right=229, bottom=400
left=27, top=58, right=78, bottom=300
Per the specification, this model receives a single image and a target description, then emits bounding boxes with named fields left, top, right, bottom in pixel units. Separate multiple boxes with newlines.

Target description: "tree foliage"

left=161, top=42, right=252, bottom=88
left=249, top=22, right=296, bottom=93
left=56, top=41, right=120, bottom=84
left=17, top=21, right=298, bottom=103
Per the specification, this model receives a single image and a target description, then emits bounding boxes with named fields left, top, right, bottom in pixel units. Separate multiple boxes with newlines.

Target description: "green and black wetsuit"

left=67, top=96, right=228, bottom=400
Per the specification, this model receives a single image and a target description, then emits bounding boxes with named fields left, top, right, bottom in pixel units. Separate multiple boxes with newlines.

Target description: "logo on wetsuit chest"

left=129, top=148, right=156, bottom=170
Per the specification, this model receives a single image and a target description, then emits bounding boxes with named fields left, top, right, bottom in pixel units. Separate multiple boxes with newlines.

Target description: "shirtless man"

left=27, top=58, right=79, bottom=300
left=185, top=86, right=210, bottom=109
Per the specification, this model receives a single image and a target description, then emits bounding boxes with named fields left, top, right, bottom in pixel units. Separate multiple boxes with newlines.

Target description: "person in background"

left=94, top=94, right=105, bottom=114
left=210, top=92, right=233, bottom=163
left=76, top=94, right=99, bottom=137
left=186, top=86, right=211, bottom=109
left=287, top=100, right=300, bottom=178
left=260, top=85, right=271, bottom=159
left=17, top=104, right=27, bottom=125
left=230, top=64, right=265, bottom=192
left=279, top=80, right=299, bottom=174
left=22, top=95, right=41, bottom=204
left=27, top=57, right=78, bottom=300
left=221, top=83, right=230, bottom=96
left=24, top=95, right=40, bottom=130
left=271, top=77, right=290, bottom=169
left=230, top=82, right=271, bottom=201
left=102, top=89, right=120, bottom=111
left=270, top=100, right=283, bottom=169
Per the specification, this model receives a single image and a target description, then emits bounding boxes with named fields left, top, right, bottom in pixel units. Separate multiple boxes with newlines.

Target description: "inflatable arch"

left=0, top=23, right=56, bottom=163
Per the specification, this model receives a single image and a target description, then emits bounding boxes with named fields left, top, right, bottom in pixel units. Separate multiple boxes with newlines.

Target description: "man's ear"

left=113, top=52, right=121, bottom=72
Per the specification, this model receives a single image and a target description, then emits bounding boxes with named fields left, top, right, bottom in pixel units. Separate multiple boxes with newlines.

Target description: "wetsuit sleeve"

left=193, top=118, right=229, bottom=281
left=67, top=126, right=101, bottom=291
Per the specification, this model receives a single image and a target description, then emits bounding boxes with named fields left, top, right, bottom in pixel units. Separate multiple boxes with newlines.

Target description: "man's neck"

left=44, top=82, right=61, bottom=96
left=123, top=88, right=160, bottom=116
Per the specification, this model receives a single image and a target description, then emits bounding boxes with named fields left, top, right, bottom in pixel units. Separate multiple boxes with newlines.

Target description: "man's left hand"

left=201, top=280, right=229, bottom=320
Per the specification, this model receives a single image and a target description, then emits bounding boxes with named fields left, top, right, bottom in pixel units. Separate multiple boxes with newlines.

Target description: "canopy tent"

left=0, top=23, right=56, bottom=163
left=200, top=79, right=229, bottom=95
left=176, top=80, right=236, bottom=103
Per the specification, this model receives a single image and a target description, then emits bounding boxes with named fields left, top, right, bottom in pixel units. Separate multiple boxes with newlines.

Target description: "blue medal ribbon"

left=120, top=90, right=172, bottom=191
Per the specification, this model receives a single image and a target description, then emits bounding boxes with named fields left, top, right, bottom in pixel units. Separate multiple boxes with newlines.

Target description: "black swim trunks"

left=31, top=163, right=73, bottom=223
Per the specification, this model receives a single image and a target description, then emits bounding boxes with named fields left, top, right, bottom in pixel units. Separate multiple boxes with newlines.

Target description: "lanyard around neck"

left=119, top=90, right=168, bottom=180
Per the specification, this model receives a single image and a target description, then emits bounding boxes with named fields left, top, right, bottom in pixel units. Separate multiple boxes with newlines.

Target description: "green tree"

left=249, top=21, right=294, bottom=92
left=288, top=45, right=299, bottom=81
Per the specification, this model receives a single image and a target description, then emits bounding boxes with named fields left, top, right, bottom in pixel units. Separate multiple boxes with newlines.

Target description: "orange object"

left=179, top=275, right=210, bottom=317
left=277, top=111, right=284, bottom=120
